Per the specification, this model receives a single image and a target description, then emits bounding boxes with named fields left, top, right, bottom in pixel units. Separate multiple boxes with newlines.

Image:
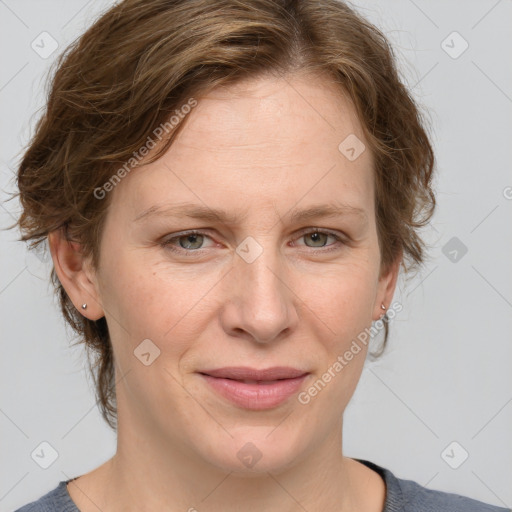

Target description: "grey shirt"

left=14, top=458, right=510, bottom=511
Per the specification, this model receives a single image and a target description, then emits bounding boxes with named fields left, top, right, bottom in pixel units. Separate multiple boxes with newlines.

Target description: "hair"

left=10, top=0, right=436, bottom=431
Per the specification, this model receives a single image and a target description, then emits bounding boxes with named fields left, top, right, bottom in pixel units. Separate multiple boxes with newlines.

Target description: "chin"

left=195, top=424, right=307, bottom=476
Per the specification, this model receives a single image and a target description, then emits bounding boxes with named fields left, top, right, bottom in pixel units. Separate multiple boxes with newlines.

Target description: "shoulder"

left=13, top=481, right=79, bottom=512
left=354, top=458, right=510, bottom=512
left=394, top=474, right=510, bottom=512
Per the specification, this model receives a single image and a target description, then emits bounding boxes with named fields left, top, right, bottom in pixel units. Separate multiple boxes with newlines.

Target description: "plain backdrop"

left=1, top=0, right=511, bottom=510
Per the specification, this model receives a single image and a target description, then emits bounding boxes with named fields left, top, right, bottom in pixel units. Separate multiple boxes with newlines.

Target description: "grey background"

left=1, top=0, right=511, bottom=510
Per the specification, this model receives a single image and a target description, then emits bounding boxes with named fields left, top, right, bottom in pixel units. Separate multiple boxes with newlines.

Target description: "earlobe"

left=48, top=229, right=105, bottom=321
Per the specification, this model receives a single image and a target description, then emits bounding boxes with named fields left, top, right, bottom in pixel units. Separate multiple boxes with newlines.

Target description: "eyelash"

left=160, top=228, right=347, bottom=256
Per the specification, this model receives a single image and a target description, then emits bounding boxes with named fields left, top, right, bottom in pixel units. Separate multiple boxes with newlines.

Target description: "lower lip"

left=199, top=374, right=309, bottom=410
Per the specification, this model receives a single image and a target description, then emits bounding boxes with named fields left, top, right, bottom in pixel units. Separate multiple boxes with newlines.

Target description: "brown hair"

left=11, top=0, right=435, bottom=431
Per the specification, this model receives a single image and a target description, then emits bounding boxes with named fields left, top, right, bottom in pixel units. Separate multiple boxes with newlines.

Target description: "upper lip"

left=199, top=366, right=308, bottom=381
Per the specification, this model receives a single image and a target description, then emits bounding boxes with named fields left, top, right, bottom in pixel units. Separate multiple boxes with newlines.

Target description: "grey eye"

left=303, top=232, right=329, bottom=248
left=178, top=233, right=205, bottom=250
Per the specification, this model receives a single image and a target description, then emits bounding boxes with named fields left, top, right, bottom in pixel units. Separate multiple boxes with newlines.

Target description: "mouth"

left=197, top=366, right=310, bottom=410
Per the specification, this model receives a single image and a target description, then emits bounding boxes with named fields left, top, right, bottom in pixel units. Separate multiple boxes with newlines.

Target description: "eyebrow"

left=133, top=201, right=368, bottom=225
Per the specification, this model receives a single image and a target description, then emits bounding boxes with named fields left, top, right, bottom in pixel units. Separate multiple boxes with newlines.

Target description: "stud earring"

left=81, top=303, right=87, bottom=309
left=381, top=304, right=386, bottom=310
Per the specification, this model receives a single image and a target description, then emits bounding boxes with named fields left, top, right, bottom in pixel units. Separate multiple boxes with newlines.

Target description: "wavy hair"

left=12, top=0, right=436, bottom=430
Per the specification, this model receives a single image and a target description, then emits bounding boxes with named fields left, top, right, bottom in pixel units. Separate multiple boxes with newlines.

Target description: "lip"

left=198, top=366, right=309, bottom=410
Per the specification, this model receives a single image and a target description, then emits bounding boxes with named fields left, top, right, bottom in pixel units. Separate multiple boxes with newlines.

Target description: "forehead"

left=179, top=72, right=367, bottom=155
left=112, top=73, right=375, bottom=221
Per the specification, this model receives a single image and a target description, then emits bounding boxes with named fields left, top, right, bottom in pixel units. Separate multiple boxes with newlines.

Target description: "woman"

left=12, top=0, right=508, bottom=510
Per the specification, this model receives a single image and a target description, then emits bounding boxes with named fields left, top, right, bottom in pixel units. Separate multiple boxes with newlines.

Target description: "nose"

left=219, top=241, right=299, bottom=344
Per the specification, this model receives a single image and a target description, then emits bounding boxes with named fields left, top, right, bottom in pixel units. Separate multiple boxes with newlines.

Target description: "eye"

left=160, top=230, right=214, bottom=254
left=293, top=229, right=345, bottom=252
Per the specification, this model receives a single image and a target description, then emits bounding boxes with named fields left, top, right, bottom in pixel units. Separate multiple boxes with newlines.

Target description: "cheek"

left=298, top=268, right=376, bottom=408
left=297, top=259, right=378, bottom=341
left=97, top=251, right=223, bottom=359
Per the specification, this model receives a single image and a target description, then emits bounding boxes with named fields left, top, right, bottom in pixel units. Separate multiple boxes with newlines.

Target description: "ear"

left=372, top=250, right=402, bottom=321
left=48, top=229, right=105, bottom=321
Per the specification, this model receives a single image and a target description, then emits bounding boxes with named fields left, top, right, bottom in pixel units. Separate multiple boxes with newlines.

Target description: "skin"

left=49, top=71, right=401, bottom=512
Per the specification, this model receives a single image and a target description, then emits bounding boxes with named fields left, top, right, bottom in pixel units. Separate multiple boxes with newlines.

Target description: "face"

left=66, top=72, right=399, bottom=474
